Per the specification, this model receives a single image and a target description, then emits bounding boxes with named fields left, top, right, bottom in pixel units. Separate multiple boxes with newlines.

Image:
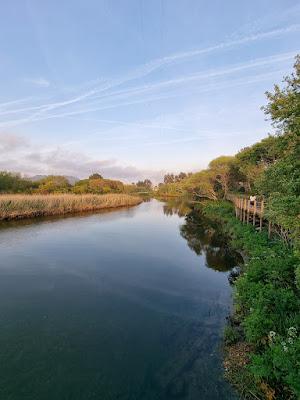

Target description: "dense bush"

left=202, top=201, right=300, bottom=399
left=0, top=171, right=38, bottom=193
left=73, top=177, right=124, bottom=194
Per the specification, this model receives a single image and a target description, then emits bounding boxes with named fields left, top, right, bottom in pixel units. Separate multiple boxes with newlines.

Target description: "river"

left=0, top=199, right=239, bottom=400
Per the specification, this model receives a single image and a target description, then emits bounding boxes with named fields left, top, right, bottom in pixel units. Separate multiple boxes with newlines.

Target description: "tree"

left=73, top=177, right=124, bottom=194
left=37, top=176, right=71, bottom=193
left=89, top=173, right=103, bottom=180
left=164, top=173, right=175, bottom=184
left=174, top=172, right=187, bottom=182
left=262, top=54, right=300, bottom=135
left=257, top=55, right=300, bottom=247
left=143, top=179, right=152, bottom=189
left=157, top=182, right=184, bottom=196
left=136, top=179, right=152, bottom=190
left=0, top=171, right=38, bottom=193
left=208, top=156, right=236, bottom=197
left=183, top=170, right=218, bottom=200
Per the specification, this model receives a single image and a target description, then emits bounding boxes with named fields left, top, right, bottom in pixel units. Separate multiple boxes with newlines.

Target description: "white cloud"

left=0, top=136, right=164, bottom=183
left=0, top=132, right=29, bottom=153
left=24, top=77, right=50, bottom=88
left=0, top=22, right=297, bottom=178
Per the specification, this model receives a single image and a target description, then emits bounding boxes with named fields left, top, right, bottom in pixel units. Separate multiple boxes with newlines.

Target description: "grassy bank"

left=0, top=193, right=142, bottom=220
left=200, top=201, right=300, bottom=400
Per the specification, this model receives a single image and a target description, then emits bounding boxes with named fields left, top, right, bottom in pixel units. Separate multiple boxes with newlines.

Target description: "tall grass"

left=0, top=193, right=142, bottom=220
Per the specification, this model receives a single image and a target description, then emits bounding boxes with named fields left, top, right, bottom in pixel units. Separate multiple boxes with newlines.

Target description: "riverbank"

left=0, top=193, right=142, bottom=220
left=199, top=201, right=300, bottom=400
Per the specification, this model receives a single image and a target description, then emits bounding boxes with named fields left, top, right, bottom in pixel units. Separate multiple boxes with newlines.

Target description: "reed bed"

left=0, top=193, right=142, bottom=220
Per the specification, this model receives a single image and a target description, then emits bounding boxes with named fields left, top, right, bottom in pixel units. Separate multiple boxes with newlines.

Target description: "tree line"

left=157, top=55, right=299, bottom=246
left=0, top=172, right=153, bottom=195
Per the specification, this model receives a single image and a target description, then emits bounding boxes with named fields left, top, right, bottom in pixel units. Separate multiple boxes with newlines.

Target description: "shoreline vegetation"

left=0, top=193, right=142, bottom=221
left=200, top=201, right=300, bottom=400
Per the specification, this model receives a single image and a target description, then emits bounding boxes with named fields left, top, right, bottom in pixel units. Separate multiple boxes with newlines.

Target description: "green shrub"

left=250, top=328, right=300, bottom=398
left=224, top=325, right=240, bottom=345
left=201, top=201, right=300, bottom=399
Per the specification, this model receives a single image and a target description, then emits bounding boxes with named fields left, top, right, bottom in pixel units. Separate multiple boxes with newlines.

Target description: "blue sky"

left=0, top=0, right=299, bottom=182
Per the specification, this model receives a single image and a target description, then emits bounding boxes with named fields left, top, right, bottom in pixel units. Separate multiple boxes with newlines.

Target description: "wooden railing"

left=225, top=194, right=292, bottom=243
left=225, top=194, right=271, bottom=236
left=234, top=196, right=264, bottom=230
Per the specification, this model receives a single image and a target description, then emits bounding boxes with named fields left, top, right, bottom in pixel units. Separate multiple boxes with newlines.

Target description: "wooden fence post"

left=259, top=200, right=264, bottom=232
left=240, top=198, right=242, bottom=221
left=253, top=200, right=256, bottom=227
left=247, top=200, right=250, bottom=224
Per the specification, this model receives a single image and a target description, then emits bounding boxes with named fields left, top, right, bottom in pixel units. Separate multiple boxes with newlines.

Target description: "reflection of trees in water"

left=162, top=199, right=192, bottom=218
left=162, top=199, right=241, bottom=272
left=162, top=199, right=241, bottom=271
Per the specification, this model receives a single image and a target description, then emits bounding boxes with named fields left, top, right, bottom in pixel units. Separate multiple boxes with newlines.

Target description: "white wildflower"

left=268, top=331, right=276, bottom=342
left=287, top=327, right=297, bottom=338
left=281, top=341, right=288, bottom=352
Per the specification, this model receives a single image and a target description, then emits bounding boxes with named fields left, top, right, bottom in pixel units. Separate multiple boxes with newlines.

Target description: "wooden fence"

left=226, top=194, right=273, bottom=238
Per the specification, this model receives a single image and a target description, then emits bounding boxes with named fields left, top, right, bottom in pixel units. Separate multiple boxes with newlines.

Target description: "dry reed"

left=0, top=193, right=142, bottom=220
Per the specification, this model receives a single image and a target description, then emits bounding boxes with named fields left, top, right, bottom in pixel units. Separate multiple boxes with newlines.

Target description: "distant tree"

left=136, top=179, right=152, bottom=190
left=73, top=177, right=123, bottom=194
left=175, top=172, right=187, bottom=182
left=37, top=176, right=71, bottom=193
left=143, top=179, right=152, bottom=189
left=89, top=173, right=103, bottom=180
left=0, top=171, right=38, bottom=193
left=164, top=173, right=175, bottom=184
left=123, top=184, right=137, bottom=194
left=72, top=179, right=89, bottom=194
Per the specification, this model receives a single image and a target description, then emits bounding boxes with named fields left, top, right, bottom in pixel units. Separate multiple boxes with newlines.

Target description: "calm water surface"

left=0, top=199, right=239, bottom=400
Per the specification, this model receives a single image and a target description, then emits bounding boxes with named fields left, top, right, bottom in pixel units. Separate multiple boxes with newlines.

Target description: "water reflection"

left=164, top=200, right=242, bottom=272
left=162, top=198, right=192, bottom=217
left=0, top=200, right=239, bottom=400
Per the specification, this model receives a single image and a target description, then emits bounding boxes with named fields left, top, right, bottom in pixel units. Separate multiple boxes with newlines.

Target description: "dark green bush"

left=224, top=325, right=240, bottom=345
left=202, top=201, right=300, bottom=399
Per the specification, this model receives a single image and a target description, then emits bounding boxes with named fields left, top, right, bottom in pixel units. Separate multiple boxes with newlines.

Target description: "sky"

left=0, top=0, right=299, bottom=183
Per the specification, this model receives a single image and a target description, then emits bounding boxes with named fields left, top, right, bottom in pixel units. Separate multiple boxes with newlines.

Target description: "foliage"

left=163, top=172, right=190, bottom=184
left=250, top=330, right=300, bottom=398
left=157, top=56, right=300, bottom=253
left=73, top=177, right=124, bottom=194
left=183, top=170, right=219, bottom=200
left=0, top=171, right=38, bottom=193
left=224, top=325, right=240, bottom=345
left=136, top=179, right=152, bottom=191
left=157, top=181, right=185, bottom=197
left=202, top=201, right=300, bottom=399
left=0, top=171, right=152, bottom=197
left=255, top=55, right=300, bottom=248
left=36, top=175, right=71, bottom=193
left=262, top=54, right=300, bottom=135
left=208, top=156, right=236, bottom=196
left=89, top=173, right=103, bottom=179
